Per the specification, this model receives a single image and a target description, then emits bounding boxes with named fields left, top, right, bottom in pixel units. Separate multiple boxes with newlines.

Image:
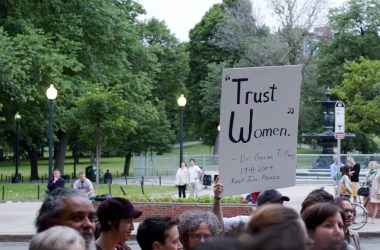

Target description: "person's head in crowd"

left=137, top=216, right=183, bottom=250
left=53, top=169, right=61, bottom=178
left=178, top=210, right=221, bottom=250
left=301, top=203, right=345, bottom=250
left=29, top=225, right=85, bottom=250
left=190, top=237, right=247, bottom=250
left=35, top=188, right=96, bottom=250
left=334, top=197, right=355, bottom=230
left=256, top=189, right=290, bottom=206
left=245, top=204, right=311, bottom=250
left=368, top=161, right=378, bottom=171
left=240, top=227, right=313, bottom=250
left=341, top=165, right=350, bottom=176
left=96, top=197, right=142, bottom=249
left=180, top=161, right=187, bottom=168
left=300, top=188, right=334, bottom=214
left=79, top=172, right=86, bottom=182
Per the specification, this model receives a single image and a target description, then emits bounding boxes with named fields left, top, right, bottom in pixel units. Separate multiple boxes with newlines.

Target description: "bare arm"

left=212, top=177, right=224, bottom=230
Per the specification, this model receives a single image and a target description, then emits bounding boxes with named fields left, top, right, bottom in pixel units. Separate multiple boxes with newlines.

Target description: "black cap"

left=97, top=197, right=142, bottom=220
left=257, top=189, right=290, bottom=206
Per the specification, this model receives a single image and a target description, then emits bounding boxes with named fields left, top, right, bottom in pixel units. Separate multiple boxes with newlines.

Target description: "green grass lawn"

left=0, top=182, right=177, bottom=201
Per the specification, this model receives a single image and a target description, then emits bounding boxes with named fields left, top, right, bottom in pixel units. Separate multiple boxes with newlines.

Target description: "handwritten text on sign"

left=219, top=66, right=302, bottom=196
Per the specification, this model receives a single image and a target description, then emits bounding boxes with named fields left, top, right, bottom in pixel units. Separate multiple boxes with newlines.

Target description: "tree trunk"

left=55, top=131, right=69, bottom=175
left=27, top=149, right=39, bottom=180
left=212, top=132, right=219, bottom=164
left=123, top=149, right=132, bottom=176
left=90, top=151, right=96, bottom=164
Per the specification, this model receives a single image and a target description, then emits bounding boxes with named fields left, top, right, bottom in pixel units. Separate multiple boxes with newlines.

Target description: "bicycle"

left=350, top=192, right=368, bottom=230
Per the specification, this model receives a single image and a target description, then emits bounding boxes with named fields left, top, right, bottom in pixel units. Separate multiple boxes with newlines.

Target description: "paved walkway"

left=0, top=183, right=379, bottom=242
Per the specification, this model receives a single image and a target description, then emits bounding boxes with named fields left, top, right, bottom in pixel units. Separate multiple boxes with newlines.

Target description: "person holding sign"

left=188, top=159, right=202, bottom=198
left=212, top=178, right=289, bottom=232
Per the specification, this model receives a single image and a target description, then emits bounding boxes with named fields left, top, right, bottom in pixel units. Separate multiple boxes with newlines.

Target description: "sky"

left=137, top=0, right=347, bottom=42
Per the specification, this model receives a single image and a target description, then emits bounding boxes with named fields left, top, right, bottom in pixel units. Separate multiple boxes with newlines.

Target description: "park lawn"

left=0, top=183, right=177, bottom=201
left=0, top=142, right=323, bottom=180
left=0, top=142, right=211, bottom=180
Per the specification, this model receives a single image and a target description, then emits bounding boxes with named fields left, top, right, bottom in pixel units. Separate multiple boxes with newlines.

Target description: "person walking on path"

left=73, top=172, right=96, bottom=200
left=331, top=155, right=344, bottom=196
left=175, top=161, right=189, bottom=198
left=47, top=169, right=65, bottom=194
left=188, top=159, right=202, bottom=198
left=348, top=156, right=361, bottom=204
left=369, top=165, right=380, bottom=224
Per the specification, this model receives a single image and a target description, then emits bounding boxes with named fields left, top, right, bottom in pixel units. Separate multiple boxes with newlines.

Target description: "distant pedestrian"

left=46, top=169, right=65, bottom=194
left=369, top=164, right=380, bottom=224
left=340, top=166, right=353, bottom=198
left=29, top=226, right=85, bottom=250
left=104, top=169, right=112, bottom=184
left=175, top=161, right=189, bottom=198
left=73, top=172, right=96, bottom=200
left=188, top=159, right=202, bottom=198
left=330, top=155, right=344, bottom=196
left=347, top=156, right=361, bottom=204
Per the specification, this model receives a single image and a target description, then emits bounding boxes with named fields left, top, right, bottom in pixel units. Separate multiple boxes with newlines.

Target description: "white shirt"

left=223, top=216, right=251, bottom=231
left=73, top=178, right=94, bottom=194
left=188, top=165, right=201, bottom=183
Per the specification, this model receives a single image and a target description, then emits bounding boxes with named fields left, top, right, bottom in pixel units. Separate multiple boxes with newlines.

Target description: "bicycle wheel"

left=350, top=203, right=367, bottom=230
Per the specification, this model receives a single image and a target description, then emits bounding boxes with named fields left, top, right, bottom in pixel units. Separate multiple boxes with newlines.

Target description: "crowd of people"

left=330, top=155, right=380, bottom=224
left=28, top=156, right=380, bottom=250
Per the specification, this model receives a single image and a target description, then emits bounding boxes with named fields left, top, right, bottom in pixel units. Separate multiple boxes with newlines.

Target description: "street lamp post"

left=177, top=94, right=187, bottom=164
left=46, top=84, right=57, bottom=178
left=12, top=112, right=21, bottom=183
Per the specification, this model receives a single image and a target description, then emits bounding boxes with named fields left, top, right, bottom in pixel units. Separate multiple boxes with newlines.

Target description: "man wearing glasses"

left=334, top=197, right=361, bottom=250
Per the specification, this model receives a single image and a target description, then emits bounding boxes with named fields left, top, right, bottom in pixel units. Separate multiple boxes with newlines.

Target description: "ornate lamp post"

left=12, top=112, right=21, bottom=183
left=46, top=84, right=57, bottom=178
left=177, top=94, right=187, bottom=164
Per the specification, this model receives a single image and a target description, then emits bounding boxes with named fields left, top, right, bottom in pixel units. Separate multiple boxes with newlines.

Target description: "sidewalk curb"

left=0, top=234, right=34, bottom=242
left=358, top=231, right=380, bottom=238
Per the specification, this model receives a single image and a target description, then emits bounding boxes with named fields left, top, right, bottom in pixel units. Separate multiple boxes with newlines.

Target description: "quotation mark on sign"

left=287, top=107, right=294, bottom=114
left=225, top=74, right=231, bottom=81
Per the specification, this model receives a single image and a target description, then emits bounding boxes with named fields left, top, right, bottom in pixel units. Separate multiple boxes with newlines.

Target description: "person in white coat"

left=175, top=161, right=190, bottom=198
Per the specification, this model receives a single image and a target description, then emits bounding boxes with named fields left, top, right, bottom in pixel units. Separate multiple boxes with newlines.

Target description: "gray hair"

left=29, top=226, right=85, bottom=250
left=178, top=210, right=221, bottom=249
left=35, top=188, right=87, bottom=232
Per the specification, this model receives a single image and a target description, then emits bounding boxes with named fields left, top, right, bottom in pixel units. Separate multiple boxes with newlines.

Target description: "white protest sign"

left=219, top=65, right=302, bottom=197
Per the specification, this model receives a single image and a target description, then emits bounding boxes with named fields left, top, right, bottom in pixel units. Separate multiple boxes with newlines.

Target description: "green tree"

left=0, top=27, right=81, bottom=179
left=75, top=84, right=129, bottom=185
left=317, top=0, right=380, bottom=87
left=332, top=57, right=380, bottom=152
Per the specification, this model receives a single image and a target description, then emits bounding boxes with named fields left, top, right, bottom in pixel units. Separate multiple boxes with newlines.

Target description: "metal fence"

left=132, top=153, right=380, bottom=177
